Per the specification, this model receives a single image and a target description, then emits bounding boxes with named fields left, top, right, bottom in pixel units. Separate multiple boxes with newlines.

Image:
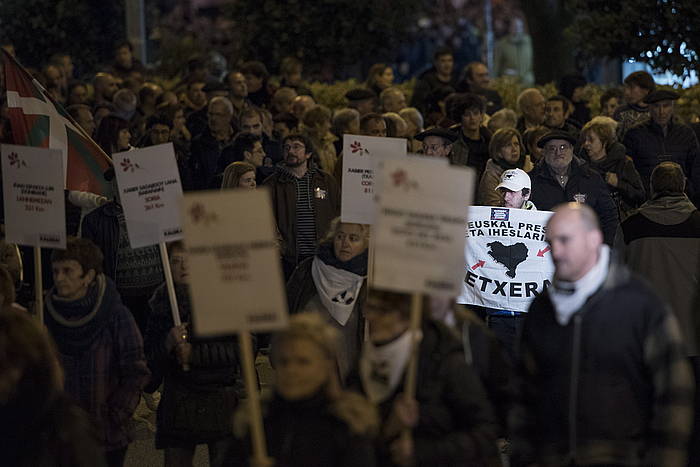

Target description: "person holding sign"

left=44, top=238, right=150, bottom=467
left=144, top=241, right=242, bottom=467
left=286, top=217, right=369, bottom=383
left=224, top=313, right=378, bottom=467
left=495, top=168, right=537, bottom=210
left=265, top=133, right=340, bottom=280
left=351, top=289, right=499, bottom=467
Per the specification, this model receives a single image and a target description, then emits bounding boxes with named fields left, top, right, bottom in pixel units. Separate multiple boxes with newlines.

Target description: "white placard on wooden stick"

left=112, top=143, right=184, bottom=249
left=1, top=144, right=66, bottom=249
left=340, top=134, right=406, bottom=225
left=181, top=189, right=288, bottom=335
left=373, top=158, right=475, bottom=297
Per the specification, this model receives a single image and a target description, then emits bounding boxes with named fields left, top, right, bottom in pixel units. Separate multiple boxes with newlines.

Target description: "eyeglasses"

left=284, top=143, right=306, bottom=151
left=423, top=143, right=446, bottom=152
left=544, top=143, right=571, bottom=154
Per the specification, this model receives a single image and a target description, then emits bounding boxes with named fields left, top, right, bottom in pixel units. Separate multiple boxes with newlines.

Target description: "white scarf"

left=549, top=245, right=610, bottom=326
left=359, top=330, right=421, bottom=403
left=311, top=256, right=366, bottom=326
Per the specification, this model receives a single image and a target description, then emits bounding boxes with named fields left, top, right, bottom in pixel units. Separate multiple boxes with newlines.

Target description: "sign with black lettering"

left=1, top=144, right=65, bottom=248
left=341, top=134, right=406, bottom=224
left=457, top=206, right=555, bottom=311
left=373, top=158, right=475, bottom=296
left=113, top=143, right=184, bottom=248
left=181, top=190, right=288, bottom=335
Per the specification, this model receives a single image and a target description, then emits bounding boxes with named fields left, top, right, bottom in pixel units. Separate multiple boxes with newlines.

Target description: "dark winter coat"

left=583, top=141, right=646, bottom=219
left=224, top=391, right=378, bottom=467
left=510, top=260, right=694, bottom=467
left=623, top=117, right=699, bottom=191
left=264, top=166, right=340, bottom=266
left=189, top=127, right=235, bottom=189
left=529, top=158, right=619, bottom=245
left=409, top=68, right=459, bottom=115
left=350, top=319, right=500, bottom=466
left=145, top=283, right=242, bottom=448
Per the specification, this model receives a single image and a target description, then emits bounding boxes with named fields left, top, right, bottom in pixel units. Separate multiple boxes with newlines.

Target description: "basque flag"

left=2, top=49, right=112, bottom=195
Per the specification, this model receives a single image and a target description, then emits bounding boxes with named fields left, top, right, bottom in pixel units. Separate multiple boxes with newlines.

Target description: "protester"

left=477, top=127, right=531, bottom=206
left=599, top=87, right=623, bottom=118
left=511, top=203, right=694, bottom=467
left=410, top=47, right=459, bottom=115
left=189, top=96, right=236, bottom=189
left=515, top=88, right=545, bottom=134
left=95, top=115, right=133, bottom=155
left=529, top=130, right=618, bottom=244
left=457, top=61, right=504, bottom=115
left=486, top=108, right=518, bottom=133
left=286, top=218, right=368, bottom=382
left=415, top=126, right=458, bottom=163
left=44, top=237, right=150, bottom=467
left=544, top=95, right=579, bottom=139
left=449, top=93, right=492, bottom=178
left=331, top=107, right=360, bottom=154
left=345, top=88, right=377, bottom=117
left=623, top=89, right=699, bottom=193
left=366, top=63, right=395, bottom=97
left=614, top=70, right=655, bottom=139
left=221, top=161, right=258, bottom=190
left=241, top=60, right=273, bottom=108
left=0, top=310, right=107, bottom=466
left=225, top=312, right=378, bottom=467
left=581, top=116, right=645, bottom=219
left=144, top=241, right=241, bottom=467
left=265, top=133, right=340, bottom=279
left=521, top=125, right=548, bottom=164
left=496, top=168, right=536, bottom=210
left=379, top=87, right=407, bottom=114
left=300, top=104, right=337, bottom=174
left=398, top=107, right=424, bottom=153
left=351, top=289, right=499, bottom=466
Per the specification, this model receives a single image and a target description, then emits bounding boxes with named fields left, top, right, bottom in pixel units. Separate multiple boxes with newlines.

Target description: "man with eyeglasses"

left=189, top=96, right=236, bottom=189
left=415, top=127, right=459, bottom=162
left=264, top=133, right=340, bottom=279
left=529, top=130, right=618, bottom=244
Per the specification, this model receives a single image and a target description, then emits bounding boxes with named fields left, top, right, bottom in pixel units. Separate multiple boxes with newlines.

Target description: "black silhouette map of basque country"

left=487, top=241, right=528, bottom=278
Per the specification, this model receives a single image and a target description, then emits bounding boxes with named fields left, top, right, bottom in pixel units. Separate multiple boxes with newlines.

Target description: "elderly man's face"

left=546, top=208, right=602, bottom=281
left=525, top=92, right=546, bottom=124
left=208, top=101, right=232, bottom=132
left=422, top=135, right=452, bottom=158
left=649, top=100, right=674, bottom=127
left=469, top=63, right=490, bottom=90
left=543, top=138, right=574, bottom=171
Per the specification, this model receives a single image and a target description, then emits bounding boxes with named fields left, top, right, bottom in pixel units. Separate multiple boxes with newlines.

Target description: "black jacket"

left=190, top=127, right=235, bottom=189
left=530, top=158, right=619, bottom=245
left=224, top=392, right=377, bottom=467
left=511, top=259, right=694, bottom=467
left=409, top=68, right=459, bottom=115
left=145, top=283, right=242, bottom=446
left=623, top=118, right=699, bottom=190
left=350, top=319, right=499, bottom=466
left=583, top=141, right=646, bottom=218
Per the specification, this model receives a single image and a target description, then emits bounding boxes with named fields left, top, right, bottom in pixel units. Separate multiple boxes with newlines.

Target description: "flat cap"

left=537, top=130, right=577, bottom=148
left=415, top=127, right=458, bottom=143
left=643, top=89, right=680, bottom=104
left=345, top=88, right=376, bottom=101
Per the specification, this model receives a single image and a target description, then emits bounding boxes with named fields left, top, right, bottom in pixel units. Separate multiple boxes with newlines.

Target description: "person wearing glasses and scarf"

left=286, top=218, right=369, bottom=384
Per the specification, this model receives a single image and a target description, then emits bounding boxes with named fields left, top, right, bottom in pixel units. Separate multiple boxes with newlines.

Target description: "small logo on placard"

left=8, top=152, right=27, bottom=168
left=189, top=203, right=218, bottom=226
left=573, top=193, right=587, bottom=204
left=349, top=141, right=370, bottom=155
left=391, top=169, right=419, bottom=191
left=120, top=158, right=142, bottom=173
left=314, top=187, right=327, bottom=199
left=491, top=208, right=509, bottom=221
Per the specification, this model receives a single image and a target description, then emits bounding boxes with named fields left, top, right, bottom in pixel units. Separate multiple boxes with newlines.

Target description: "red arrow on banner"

left=537, top=246, right=551, bottom=257
left=471, top=260, right=485, bottom=270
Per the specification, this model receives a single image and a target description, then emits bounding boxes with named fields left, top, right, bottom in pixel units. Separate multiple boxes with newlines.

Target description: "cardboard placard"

left=113, top=144, right=184, bottom=248
left=373, top=158, right=475, bottom=296
left=181, top=189, right=288, bottom=335
left=340, top=134, right=407, bottom=224
left=1, top=144, right=65, bottom=248
left=458, top=206, right=555, bottom=311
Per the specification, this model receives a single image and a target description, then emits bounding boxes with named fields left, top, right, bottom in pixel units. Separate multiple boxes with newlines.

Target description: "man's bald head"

left=547, top=203, right=603, bottom=281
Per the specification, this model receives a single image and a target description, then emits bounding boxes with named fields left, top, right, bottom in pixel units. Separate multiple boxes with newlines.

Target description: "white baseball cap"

left=495, top=168, right=531, bottom=192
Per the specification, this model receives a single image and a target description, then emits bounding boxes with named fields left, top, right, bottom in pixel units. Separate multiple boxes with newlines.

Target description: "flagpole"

left=34, top=247, right=43, bottom=323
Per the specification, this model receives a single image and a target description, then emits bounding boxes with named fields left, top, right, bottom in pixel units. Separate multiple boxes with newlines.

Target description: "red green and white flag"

left=2, top=49, right=112, bottom=195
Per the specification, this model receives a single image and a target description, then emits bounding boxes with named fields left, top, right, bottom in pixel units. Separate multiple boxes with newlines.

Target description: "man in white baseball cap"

left=495, top=168, right=537, bottom=210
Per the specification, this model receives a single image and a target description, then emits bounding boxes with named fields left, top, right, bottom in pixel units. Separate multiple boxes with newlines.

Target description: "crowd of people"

left=1, top=38, right=700, bottom=467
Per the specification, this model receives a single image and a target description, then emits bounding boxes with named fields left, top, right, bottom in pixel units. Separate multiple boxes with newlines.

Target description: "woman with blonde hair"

left=221, top=161, right=257, bottom=190
left=477, top=127, right=533, bottom=206
left=224, top=313, right=378, bottom=466
left=286, top=217, right=369, bottom=382
left=581, top=116, right=645, bottom=218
